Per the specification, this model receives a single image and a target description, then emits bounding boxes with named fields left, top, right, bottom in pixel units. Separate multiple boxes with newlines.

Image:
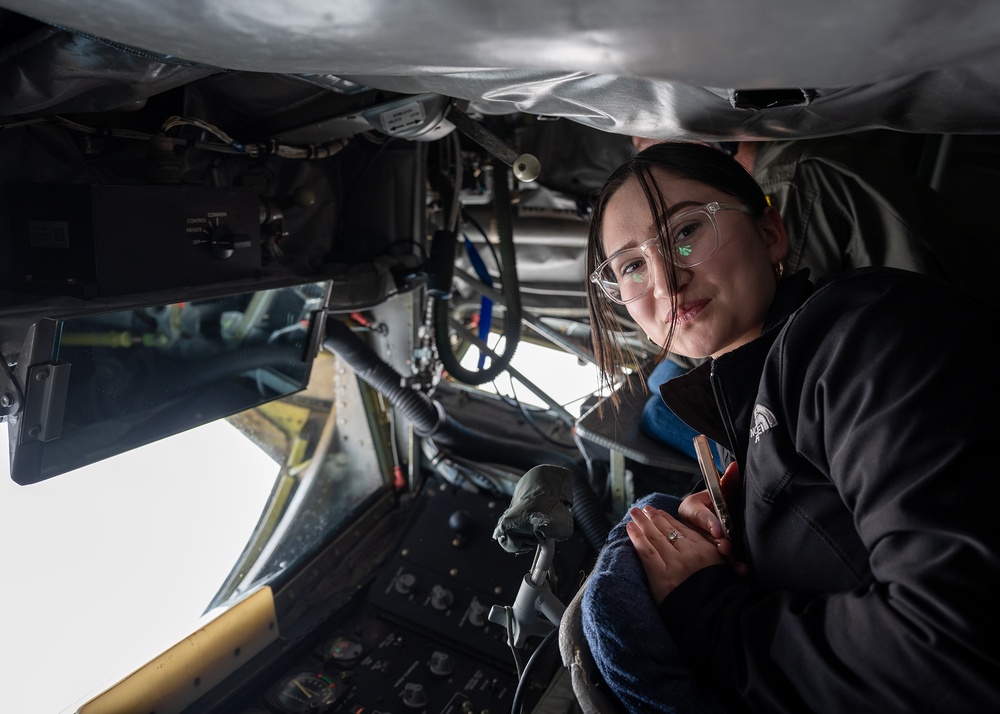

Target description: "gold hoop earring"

left=774, top=260, right=784, bottom=281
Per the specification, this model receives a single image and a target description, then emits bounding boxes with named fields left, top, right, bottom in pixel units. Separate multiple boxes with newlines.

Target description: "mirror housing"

left=5, top=281, right=330, bottom=485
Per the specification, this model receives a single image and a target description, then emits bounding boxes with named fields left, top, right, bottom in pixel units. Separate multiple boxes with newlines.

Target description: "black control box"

left=2, top=183, right=261, bottom=297
left=368, top=484, right=591, bottom=669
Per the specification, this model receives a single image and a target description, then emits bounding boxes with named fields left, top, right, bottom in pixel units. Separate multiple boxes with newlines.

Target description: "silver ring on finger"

left=667, top=530, right=683, bottom=542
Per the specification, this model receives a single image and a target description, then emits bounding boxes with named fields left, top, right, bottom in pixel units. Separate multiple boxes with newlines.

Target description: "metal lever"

left=446, top=104, right=541, bottom=182
left=488, top=539, right=566, bottom=648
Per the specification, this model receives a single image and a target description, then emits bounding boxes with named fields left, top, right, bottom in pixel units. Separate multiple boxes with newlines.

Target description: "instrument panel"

left=226, top=483, right=591, bottom=714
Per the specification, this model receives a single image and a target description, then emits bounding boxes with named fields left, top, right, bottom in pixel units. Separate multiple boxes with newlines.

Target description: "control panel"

left=2, top=183, right=261, bottom=297
left=226, top=483, right=591, bottom=714
left=249, top=611, right=521, bottom=714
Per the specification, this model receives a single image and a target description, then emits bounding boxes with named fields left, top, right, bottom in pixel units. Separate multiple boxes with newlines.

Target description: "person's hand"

left=627, top=506, right=726, bottom=603
left=679, top=461, right=743, bottom=559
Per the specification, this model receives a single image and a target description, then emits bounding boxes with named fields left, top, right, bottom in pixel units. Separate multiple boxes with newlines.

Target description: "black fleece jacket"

left=659, top=267, right=1000, bottom=713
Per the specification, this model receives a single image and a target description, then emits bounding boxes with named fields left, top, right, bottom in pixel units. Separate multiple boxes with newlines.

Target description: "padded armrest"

left=558, top=580, right=627, bottom=714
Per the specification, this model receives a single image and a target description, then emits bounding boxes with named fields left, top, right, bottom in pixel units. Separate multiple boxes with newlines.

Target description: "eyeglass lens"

left=597, top=208, right=717, bottom=302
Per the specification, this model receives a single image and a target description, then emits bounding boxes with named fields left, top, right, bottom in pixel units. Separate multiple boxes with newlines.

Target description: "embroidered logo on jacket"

left=750, top=405, right=778, bottom=443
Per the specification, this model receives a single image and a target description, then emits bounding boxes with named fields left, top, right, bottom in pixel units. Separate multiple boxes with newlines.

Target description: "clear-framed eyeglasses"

left=590, top=201, right=753, bottom=305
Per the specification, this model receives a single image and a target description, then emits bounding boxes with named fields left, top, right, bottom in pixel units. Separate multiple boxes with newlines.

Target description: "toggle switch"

left=208, top=224, right=252, bottom=259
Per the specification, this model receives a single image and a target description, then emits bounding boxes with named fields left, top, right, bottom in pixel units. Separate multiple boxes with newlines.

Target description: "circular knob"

left=467, top=598, right=487, bottom=627
left=395, top=572, right=417, bottom=595
left=448, top=509, right=475, bottom=548
left=429, top=651, right=454, bottom=676
left=430, top=584, right=454, bottom=610
left=512, top=153, right=541, bottom=182
left=402, top=683, right=428, bottom=709
left=448, top=509, right=475, bottom=535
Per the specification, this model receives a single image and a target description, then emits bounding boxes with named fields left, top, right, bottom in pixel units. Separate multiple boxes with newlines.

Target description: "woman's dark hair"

left=585, top=142, right=769, bottom=403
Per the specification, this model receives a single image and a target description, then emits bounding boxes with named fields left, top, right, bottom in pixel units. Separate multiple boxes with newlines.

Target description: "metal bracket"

left=0, top=357, right=23, bottom=420
left=19, top=362, right=71, bottom=443
left=609, top=449, right=634, bottom=517
left=446, top=104, right=541, bottom=182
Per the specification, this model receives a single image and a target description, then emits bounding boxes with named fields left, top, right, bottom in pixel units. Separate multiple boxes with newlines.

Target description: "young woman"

left=580, top=142, right=1000, bottom=713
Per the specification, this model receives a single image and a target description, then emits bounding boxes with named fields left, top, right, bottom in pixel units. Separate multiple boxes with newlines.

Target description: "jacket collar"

left=659, top=270, right=814, bottom=458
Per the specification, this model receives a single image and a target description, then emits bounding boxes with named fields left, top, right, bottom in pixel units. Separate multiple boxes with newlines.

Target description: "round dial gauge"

left=317, top=633, right=365, bottom=667
left=265, top=671, right=342, bottom=713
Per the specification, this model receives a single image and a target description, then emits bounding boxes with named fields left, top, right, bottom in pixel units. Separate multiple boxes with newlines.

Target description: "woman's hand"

left=679, top=461, right=742, bottom=559
left=627, top=506, right=727, bottom=603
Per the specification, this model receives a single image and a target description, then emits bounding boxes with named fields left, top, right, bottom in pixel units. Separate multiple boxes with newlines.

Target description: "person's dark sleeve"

left=789, top=158, right=951, bottom=279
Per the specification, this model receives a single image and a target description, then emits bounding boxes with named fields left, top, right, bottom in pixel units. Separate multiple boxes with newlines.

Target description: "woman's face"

left=600, top=171, right=787, bottom=359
